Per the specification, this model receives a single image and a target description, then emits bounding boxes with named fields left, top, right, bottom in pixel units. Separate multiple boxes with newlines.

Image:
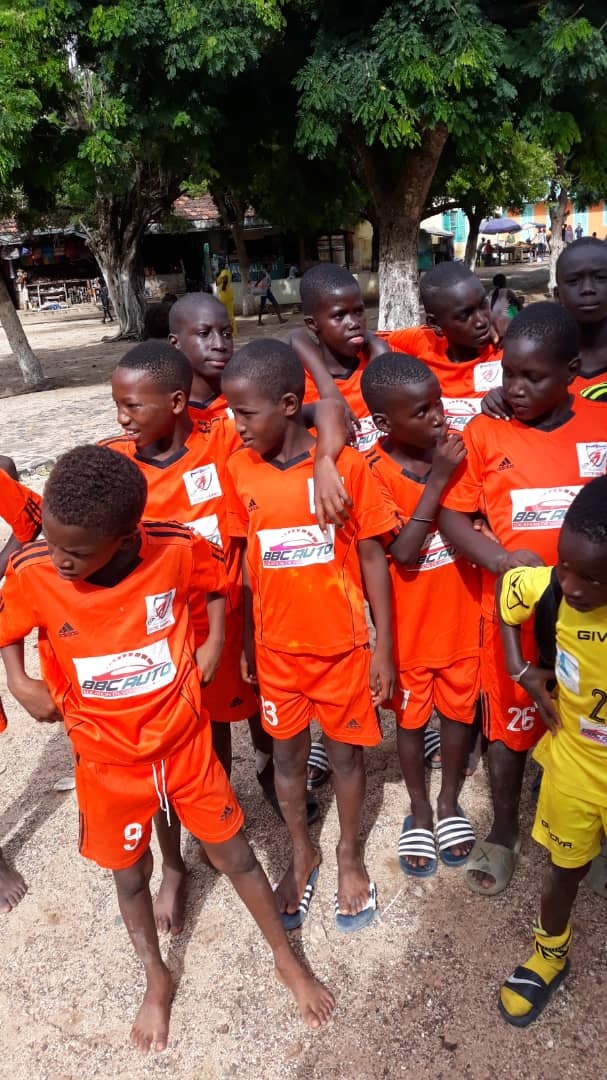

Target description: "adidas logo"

left=58, top=621, right=78, bottom=637
left=345, top=718, right=361, bottom=730
left=498, top=457, right=514, bottom=470
left=247, top=498, right=259, bottom=511
left=219, top=805, right=234, bottom=822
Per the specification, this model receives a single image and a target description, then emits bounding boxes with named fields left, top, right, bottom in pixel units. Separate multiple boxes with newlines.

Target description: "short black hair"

left=419, top=262, right=479, bottom=310
left=44, top=445, right=147, bottom=537
left=557, top=237, right=607, bottom=278
left=564, top=476, right=607, bottom=546
left=169, top=292, right=228, bottom=334
left=503, top=301, right=579, bottom=365
left=493, top=273, right=507, bottom=289
left=116, top=340, right=192, bottom=394
left=222, top=339, right=305, bottom=403
left=143, top=300, right=174, bottom=341
left=300, top=263, right=361, bottom=316
left=361, top=352, right=432, bottom=414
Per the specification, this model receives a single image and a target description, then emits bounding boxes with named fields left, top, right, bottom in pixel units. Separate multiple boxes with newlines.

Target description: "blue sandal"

left=334, top=882, right=377, bottom=933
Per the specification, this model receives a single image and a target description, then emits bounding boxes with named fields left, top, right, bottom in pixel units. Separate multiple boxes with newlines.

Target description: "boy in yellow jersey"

left=496, top=476, right=607, bottom=1026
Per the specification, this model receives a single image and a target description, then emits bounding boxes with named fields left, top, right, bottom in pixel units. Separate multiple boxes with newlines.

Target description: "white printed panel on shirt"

left=182, top=462, right=223, bottom=506
left=145, top=588, right=176, bottom=634
left=187, top=513, right=223, bottom=548
left=257, top=525, right=335, bottom=569
left=406, top=529, right=457, bottom=572
left=473, top=360, right=502, bottom=392
left=510, top=486, right=582, bottom=531
left=354, top=415, right=381, bottom=451
left=73, top=638, right=176, bottom=700
left=576, top=442, right=607, bottom=478
left=442, top=396, right=482, bottom=431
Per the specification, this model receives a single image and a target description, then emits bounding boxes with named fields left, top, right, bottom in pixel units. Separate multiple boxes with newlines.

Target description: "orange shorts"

left=255, top=643, right=382, bottom=746
left=74, top=725, right=244, bottom=870
left=480, top=614, right=545, bottom=752
left=202, top=606, right=258, bottom=723
left=390, top=655, right=480, bottom=730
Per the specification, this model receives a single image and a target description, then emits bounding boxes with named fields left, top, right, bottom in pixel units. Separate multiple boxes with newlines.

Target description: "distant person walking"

left=99, top=280, right=113, bottom=324
left=255, top=268, right=287, bottom=326
left=575, top=223, right=584, bottom=240
left=216, top=264, right=237, bottom=336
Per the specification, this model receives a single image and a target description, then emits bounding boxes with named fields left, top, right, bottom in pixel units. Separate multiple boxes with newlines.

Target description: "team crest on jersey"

left=74, top=639, right=176, bottom=699
left=145, top=588, right=176, bottom=634
left=258, top=525, right=335, bottom=568
left=407, top=529, right=457, bottom=571
left=442, top=397, right=482, bottom=431
left=510, top=487, right=582, bottom=530
left=183, top=463, right=223, bottom=506
left=473, top=360, right=502, bottom=392
left=576, top=442, right=607, bottom=478
left=187, top=514, right=223, bottom=548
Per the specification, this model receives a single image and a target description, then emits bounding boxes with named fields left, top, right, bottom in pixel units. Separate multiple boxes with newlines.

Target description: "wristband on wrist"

left=509, top=661, right=531, bottom=683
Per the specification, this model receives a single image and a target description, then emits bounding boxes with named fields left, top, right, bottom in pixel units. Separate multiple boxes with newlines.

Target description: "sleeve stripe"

left=10, top=542, right=49, bottom=570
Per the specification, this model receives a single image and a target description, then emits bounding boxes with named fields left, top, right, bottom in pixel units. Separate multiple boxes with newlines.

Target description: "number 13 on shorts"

left=261, top=697, right=279, bottom=728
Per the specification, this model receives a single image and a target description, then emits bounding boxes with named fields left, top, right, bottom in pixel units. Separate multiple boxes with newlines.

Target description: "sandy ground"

left=1, top=273, right=606, bottom=1080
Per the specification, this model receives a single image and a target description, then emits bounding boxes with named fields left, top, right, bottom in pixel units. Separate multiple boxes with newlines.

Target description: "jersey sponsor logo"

left=74, top=639, right=176, bottom=699
left=578, top=630, right=607, bottom=642
left=145, top=589, right=176, bottom=634
left=511, top=486, right=582, bottom=530
left=406, top=529, right=457, bottom=571
left=576, top=442, right=607, bottom=478
left=473, top=360, right=502, bottom=392
left=187, top=513, right=223, bottom=548
left=354, top=415, right=381, bottom=451
left=182, top=463, right=223, bottom=506
left=258, top=525, right=335, bottom=568
left=442, top=397, right=482, bottom=432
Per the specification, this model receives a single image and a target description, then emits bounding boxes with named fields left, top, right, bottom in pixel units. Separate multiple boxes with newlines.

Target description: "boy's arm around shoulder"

left=496, top=566, right=559, bottom=731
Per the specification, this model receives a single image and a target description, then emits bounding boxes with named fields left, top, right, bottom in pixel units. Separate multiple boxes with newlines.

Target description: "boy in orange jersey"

left=168, top=292, right=235, bottom=426
left=380, top=262, right=503, bottom=432
left=0, top=456, right=43, bottom=912
left=360, top=353, right=479, bottom=876
left=438, top=303, right=607, bottom=896
left=289, top=263, right=388, bottom=452
left=223, top=340, right=400, bottom=933
left=0, top=445, right=334, bottom=1052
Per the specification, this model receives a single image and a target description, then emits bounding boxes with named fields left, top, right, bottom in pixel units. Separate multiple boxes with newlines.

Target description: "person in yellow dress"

left=216, top=265, right=237, bottom=336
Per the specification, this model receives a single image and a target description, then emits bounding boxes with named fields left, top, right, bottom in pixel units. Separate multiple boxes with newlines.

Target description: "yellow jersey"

left=500, top=565, right=607, bottom=806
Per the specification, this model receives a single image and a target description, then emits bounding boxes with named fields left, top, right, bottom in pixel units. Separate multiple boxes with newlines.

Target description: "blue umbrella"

left=480, top=217, right=522, bottom=234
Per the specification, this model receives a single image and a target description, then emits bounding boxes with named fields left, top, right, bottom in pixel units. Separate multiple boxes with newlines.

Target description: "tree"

left=5, top=1, right=283, bottom=338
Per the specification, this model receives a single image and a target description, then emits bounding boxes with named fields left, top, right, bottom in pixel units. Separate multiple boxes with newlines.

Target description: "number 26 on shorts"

left=261, top=697, right=279, bottom=728
left=506, top=705, right=537, bottom=733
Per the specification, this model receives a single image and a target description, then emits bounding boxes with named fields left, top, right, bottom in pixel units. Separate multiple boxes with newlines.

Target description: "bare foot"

left=130, top=966, right=174, bottom=1053
left=335, top=842, right=370, bottom=916
left=275, top=850, right=320, bottom=916
left=153, top=865, right=187, bottom=935
left=0, top=852, right=28, bottom=914
left=275, top=951, right=335, bottom=1029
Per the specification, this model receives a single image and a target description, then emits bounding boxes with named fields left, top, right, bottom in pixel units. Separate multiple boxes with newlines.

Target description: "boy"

left=360, top=353, right=480, bottom=875
left=290, top=263, right=387, bottom=452
left=380, top=262, right=503, bottom=431
left=168, top=293, right=235, bottom=426
left=497, top=477, right=607, bottom=1026
left=223, top=340, right=399, bottom=931
left=0, top=445, right=334, bottom=1051
left=438, top=303, right=607, bottom=895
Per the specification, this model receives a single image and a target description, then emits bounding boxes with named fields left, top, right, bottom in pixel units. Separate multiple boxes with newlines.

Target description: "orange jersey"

left=188, top=393, right=232, bottom=430
left=441, top=397, right=607, bottom=614
left=226, top=443, right=401, bottom=655
left=364, top=442, right=480, bottom=668
left=0, top=523, right=226, bottom=765
left=380, top=326, right=503, bottom=431
left=0, top=470, right=42, bottom=543
left=573, top=364, right=607, bottom=398
left=303, top=355, right=380, bottom=452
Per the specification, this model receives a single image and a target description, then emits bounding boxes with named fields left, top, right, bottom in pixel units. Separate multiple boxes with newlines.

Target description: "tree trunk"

left=0, top=272, right=45, bottom=390
left=547, top=183, right=569, bottom=295
left=212, top=187, right=254, bottom=316
left=352, top=125, right=449, bottom=329
left=463, top=207, right=485, bottom=270
left=83, top=203, right=147, bottom=340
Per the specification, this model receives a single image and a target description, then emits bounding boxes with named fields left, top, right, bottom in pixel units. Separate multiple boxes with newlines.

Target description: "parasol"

left=479, top=217, right=522, bottom=235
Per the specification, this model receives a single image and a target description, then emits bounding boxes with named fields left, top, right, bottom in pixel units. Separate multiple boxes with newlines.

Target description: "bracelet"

left=410, top=515, right=433, bottom=523
left=509, top=661, right=531, bottom=683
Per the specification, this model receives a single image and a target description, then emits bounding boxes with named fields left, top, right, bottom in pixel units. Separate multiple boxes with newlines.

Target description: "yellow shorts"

left=533, top=770, right=607, bottom=869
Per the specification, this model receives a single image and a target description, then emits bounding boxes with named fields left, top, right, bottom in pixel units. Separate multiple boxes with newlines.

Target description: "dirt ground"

left=1, top=271, right=605, bottom=1080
